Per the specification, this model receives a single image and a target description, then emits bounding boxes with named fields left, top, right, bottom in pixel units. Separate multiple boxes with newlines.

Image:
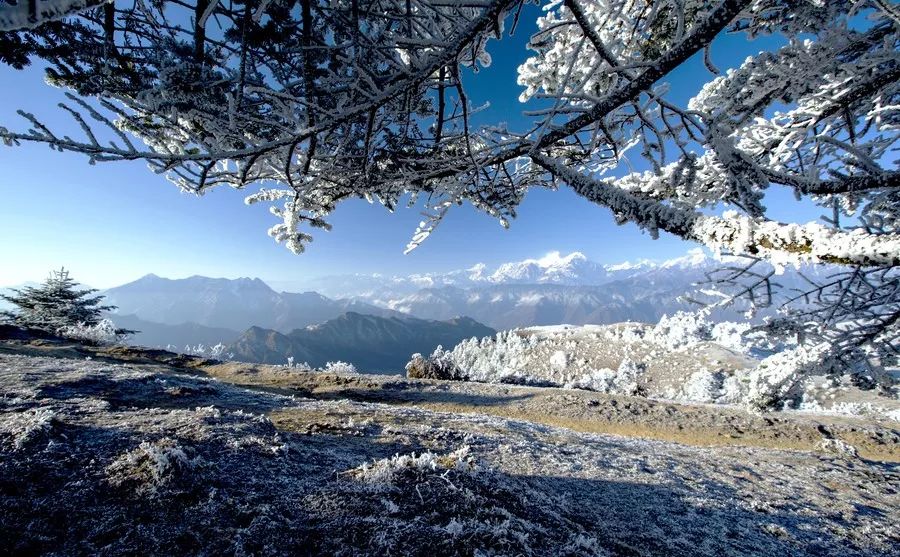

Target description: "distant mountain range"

left=307, top=249, right=723, bottom=329
left=268, top=249, right=830, bottom=330
left=101, top=274, right=402, bottom=332
left=226, top=312, right=495, bottom=372
left=372, top=283, right=692, bottom=331
left=284, top=250, right=678, bottom=299
left=96, top=251, right=721, bottom=338
left=3, top=249, right=831, bottom=369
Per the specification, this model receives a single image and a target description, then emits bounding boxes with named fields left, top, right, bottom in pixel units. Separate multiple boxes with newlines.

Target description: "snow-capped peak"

left=604, top=259, right=655, bottom=272
left=487, top=251, right=598, bottom=284
left=660, top=248, right=712, bottom=269
left=467, top=263, right=488, bottom=281
left=276, top=248, right=722, bottom=297
left=534, top=251, right=587, bottom=268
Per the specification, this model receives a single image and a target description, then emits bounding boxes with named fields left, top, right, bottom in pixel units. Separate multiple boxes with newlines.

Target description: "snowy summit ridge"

left=488, top=251, right=598, bottom=284
left=291, top=248, right=718, bottom=298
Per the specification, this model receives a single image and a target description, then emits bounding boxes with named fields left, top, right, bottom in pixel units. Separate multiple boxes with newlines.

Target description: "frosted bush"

left=649, top=311, right=713, bottom=350
left=601, top=324, right=647, bottom=344
left=107, top=437, right=200, bottom=494
left=613, top=358, right=645, bottom=395
left=565, top=358, right=645, bottom=395
left=447, top=330, right=532, bottom=383
left=406, top=346, right=464, bottom=380
left=280, top=357, right=312, bottom=370
left=226, top=434, right=289, bottom=456
left=565, top=368, right=616, bottom=393
left=798, top=398, right=899, bottom=420
left=1, top=407, right=57, bottom=450
left=207, top=343, right=231, bottom=359
left=405, top=353, right=425, bottom=374
left=60, top=318, right=120, bottom=345
left=711, top=322, right=753, bottom=353
left=323, top=361, right=357, bottom=374
left=549, top=350, right=568, bottom=371
left=350, top=446, right=477, bottom=485
left=647, top=311, right=751, bottom=353
left=818, top=438, right=859, bottom=459
left=746, top=345, right=831, bottom=410
left=678, top=370, right=746, bottom=404
left=177, top=343, right=234, bottom=360
left=681, top=371, right=722, bottom=403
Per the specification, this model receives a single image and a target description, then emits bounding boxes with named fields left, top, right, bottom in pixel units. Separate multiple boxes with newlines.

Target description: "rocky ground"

left=1, top=336, right=898, bottom=555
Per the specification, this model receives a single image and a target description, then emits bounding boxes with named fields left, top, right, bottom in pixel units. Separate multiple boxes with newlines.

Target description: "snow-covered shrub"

left=678, top=369, right=745, bottom=404
left=565, top=368, right=617, bottom=393
left=549, top=350, right=568, bottom=371
left=285, top=359, right=313, bottom=371
left=615, top=358, right=646, bottom=395
left=649, top=311, right=714, bottom=350
left=405, top=346, right=465, bottom=380
left=710, top=322, right=753, bottom=353
left=178, top=342, right=234, bottom=360
left=60, top=318, right=122, bottom=345
left=818, top=438, right=859, bottom=459
left=601, top=323, right=647, bottom=344
left=226, top=434, right=290, bottom=457
left=207, top=343, right=231, bottom=359
left=680, top=370, right=723, bottom=403
left=648, top=311, right=751, bottom=353
left=565, top=358, right=646, bottom=395
left=746, top=345, right=832, bottom=410
left=323, top=361, right=357, bottom=374
left=1, top=407, right=58, bottom=450
left=405, top=353, right=427, bottom=377
left=446, top=330, right=533, bottom=383
left=350, top=446, right=477, bottom=486
left=107, top=437, right=201, bottom=495
left=339, top=444, right=593, bottom=553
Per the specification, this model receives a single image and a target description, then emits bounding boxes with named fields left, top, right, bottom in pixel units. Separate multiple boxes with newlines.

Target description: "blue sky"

left=0, top=6, right=821, bottom=288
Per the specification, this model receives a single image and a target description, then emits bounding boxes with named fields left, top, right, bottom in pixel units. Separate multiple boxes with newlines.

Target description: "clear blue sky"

left=0, top=7, right=821, bottom=288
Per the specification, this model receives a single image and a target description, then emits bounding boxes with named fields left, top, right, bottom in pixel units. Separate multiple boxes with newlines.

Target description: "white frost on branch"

left=693, top=212, right=900, bottom=269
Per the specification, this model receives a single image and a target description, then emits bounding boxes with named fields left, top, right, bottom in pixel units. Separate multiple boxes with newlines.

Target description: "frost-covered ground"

left=441, top=318, right=900, bottom=421
left=1, top=350, right=899, bottom=556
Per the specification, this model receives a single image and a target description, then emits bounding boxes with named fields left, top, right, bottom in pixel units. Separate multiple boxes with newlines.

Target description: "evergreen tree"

left=1, top=268, right=116, bottom=332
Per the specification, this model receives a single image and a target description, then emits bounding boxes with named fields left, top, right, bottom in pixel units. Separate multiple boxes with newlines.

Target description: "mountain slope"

left=102, top=274, right=402, bottom=331
left=111, top=314, right=241, bottom=349
left=227, top=312, right=495, bottom=372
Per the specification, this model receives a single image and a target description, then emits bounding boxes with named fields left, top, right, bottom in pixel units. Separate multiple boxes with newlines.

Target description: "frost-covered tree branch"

left=1, top=0, right=522, bottom=252
left=532, top=153, right=900, bottom=268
